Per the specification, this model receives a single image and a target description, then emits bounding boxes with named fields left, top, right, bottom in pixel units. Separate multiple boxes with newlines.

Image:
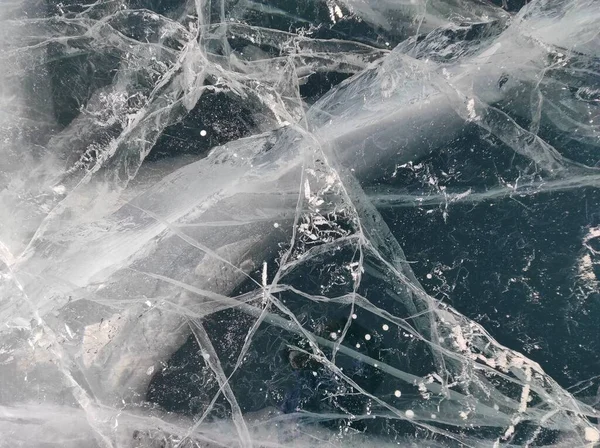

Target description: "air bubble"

left=584, top=427, right=600, bottom=442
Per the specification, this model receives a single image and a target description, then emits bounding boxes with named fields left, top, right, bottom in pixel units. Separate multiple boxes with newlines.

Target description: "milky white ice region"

left=0, top=0, right=599, bottom=447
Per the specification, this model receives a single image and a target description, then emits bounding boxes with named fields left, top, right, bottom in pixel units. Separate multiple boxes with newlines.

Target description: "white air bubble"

left=200, top=129, right=207, bottom=137
left=394, top=390, right=401, bottom=397
left=364, top=334, right=371, bottom=341
left=405, top=410, right=415, bottom=418
left=585, top=427, right=600, bottom=442
left=382, top=324, right=389, bottom=331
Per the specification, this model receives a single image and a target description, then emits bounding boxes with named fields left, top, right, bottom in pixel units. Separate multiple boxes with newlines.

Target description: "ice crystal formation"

left=0, top=0, right=599, bottom=446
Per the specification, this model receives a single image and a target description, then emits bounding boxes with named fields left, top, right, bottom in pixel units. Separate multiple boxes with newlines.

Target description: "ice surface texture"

left=0, top=0, right=599, bottom=446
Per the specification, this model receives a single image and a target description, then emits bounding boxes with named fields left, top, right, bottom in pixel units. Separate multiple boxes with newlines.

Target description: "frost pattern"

left=0, top=0, right=599, bottom=447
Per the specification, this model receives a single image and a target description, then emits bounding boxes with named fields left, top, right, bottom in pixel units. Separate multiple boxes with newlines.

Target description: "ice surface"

left=0, top=0, right=599, bottom=446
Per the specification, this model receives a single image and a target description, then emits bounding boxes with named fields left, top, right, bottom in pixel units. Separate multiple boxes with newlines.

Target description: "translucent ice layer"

left=0, top=0, right=599, bottom=447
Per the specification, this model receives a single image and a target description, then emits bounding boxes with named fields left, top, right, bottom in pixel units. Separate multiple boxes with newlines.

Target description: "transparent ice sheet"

left=0, top=0, right=599, bottom=446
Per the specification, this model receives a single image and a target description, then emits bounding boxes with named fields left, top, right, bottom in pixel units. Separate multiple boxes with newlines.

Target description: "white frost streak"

left=518, top=366, right=532, bottom=413
left=466, top=98, right=478, bottom=121
left=262, top=261, right=268, bottom=305
left=451, top=326, right=468, bottom=351
left=304, top=178, right=311, bottom=200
